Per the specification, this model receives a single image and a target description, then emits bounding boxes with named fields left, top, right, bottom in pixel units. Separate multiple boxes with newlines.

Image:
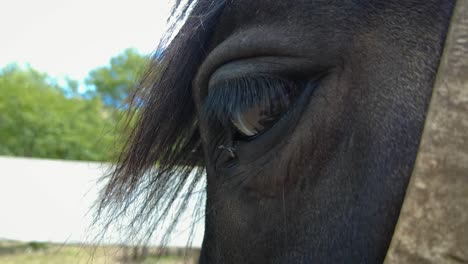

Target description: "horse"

left=97, top=0, right=456, bottom=263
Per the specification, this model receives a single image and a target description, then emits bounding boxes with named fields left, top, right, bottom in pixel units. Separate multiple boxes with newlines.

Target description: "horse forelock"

left=95, top=0, right=226, bottom=246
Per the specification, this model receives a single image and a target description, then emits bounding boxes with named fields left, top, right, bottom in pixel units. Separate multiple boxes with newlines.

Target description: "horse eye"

left=232, top=93, right=292, bottom=139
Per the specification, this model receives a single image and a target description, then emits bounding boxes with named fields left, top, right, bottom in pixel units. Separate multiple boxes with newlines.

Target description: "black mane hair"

left=95, top=0, right=226, bottom=245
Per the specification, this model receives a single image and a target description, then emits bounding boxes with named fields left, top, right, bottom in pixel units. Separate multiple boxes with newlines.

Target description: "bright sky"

left=0, top=0, right=173, bottom=82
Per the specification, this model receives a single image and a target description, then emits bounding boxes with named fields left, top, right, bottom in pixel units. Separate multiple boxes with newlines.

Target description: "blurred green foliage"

left=26, top=241, right=48, bottom=251
left=0, top=49, right=148, bottom=161
left=86, top=48, right=148, bottom=106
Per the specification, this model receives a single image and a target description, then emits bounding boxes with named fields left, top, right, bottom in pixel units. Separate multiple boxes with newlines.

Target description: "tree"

left=85, top=48, right=148, bottom=107
left=0, top=64, right=121, bottom=161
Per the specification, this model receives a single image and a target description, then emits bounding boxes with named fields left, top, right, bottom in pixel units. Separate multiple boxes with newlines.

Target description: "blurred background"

left=0, top=0, right=202, bottom=263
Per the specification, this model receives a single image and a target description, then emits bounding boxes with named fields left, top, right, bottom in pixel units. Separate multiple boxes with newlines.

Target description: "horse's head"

left=99, top=1, right=455, bottom=263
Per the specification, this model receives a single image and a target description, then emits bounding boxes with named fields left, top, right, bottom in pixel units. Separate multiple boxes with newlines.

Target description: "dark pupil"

left=232, top=92, right=291, bottom=138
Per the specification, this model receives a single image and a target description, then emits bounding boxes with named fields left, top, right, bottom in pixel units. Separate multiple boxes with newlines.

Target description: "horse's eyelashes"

left=202, top=75, right=301, bottom=140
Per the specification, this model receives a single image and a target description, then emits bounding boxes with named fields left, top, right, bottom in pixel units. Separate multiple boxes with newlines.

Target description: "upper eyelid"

left=201, top=75, right=297, bottom=125
left=208, top=56, right=319, bottom=88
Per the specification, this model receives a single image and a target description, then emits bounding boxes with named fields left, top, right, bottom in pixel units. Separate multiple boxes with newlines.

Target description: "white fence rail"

left=0, top=156, right=203, bottom=247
